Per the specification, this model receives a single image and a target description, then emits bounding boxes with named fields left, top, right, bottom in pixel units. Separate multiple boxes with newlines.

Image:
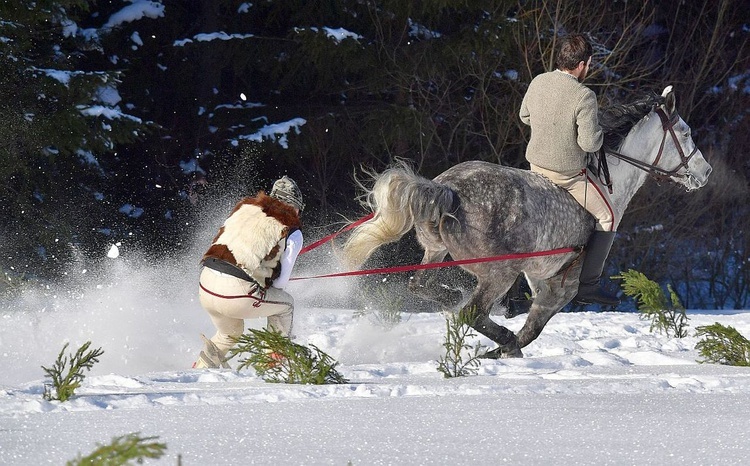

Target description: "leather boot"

left=574, top=231, right=620, bottom=306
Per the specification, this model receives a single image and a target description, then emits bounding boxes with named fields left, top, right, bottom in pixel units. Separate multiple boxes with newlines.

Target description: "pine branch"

left=615, top=269, right=689, bottom=338
left=695, top=323, right=750, bottom=366
left=66, top=433, right=167, bottom=466
left=437, top=307, right=484, bottom=378
left=42, top=341, right=104, bottom=402
left=229, top=328, right=348, bottom=384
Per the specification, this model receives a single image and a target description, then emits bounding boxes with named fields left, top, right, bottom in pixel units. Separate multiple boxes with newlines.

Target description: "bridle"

left=606, top=107, right=699, bottom=183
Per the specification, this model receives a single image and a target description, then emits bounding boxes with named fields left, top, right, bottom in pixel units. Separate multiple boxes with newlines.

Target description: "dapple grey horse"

left=342, top=86, right=712, bottom=358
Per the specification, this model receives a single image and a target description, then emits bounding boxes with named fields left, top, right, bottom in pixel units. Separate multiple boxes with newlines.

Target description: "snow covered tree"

left=0, top=0, right=154, bottom=277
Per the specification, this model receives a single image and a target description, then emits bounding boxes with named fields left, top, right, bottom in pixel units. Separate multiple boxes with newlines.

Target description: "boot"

left=574, top=231, right=620, bottom=306
left=193, top=334, right=231, bottom=369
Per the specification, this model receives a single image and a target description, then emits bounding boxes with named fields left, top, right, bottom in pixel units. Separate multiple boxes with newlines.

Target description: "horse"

left=341, top=86, right=712, bottom=358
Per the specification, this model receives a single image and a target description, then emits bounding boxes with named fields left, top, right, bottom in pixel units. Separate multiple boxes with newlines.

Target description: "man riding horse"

left=519, top=33, right=619, bottom=306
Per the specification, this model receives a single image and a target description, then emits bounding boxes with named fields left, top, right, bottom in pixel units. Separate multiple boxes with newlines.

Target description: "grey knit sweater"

left=519, top=70, right=603, bottom=173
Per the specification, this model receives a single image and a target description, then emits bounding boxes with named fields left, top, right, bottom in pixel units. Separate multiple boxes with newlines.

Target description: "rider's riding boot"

left=574, top=231, right=620, bottom=306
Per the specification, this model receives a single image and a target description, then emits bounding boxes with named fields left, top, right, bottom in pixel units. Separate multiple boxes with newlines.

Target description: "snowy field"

left=2, top=250, right=750, bottom=465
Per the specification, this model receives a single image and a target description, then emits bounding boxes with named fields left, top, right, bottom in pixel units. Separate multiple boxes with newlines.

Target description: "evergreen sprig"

left=437, top=307, right=485, bottom=378
left=230, top=328, right=348, bottom=384
left=42, top=341, right=104, bottom=402
left=615, top=269, right=689, bottom=337
left=695, top=323, right=750, bottom=366
left=66, top=433, right=167, bottom=466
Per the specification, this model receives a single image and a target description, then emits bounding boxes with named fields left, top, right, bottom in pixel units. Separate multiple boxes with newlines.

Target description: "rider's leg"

left=565, top=169, right=619, bottom=305
left=263, top=287, right=295, bottom=337
left=529, top=165, right=619, bottom=306
left=575, top=230, right=619, bottom=305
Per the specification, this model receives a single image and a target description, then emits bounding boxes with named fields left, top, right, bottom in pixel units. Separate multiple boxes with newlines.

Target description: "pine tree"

left=0, top=1, right=150, bottom=278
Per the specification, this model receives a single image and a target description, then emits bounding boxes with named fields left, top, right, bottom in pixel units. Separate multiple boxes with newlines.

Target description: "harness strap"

left=560, top=250, right=585, bottom=287
left=199, top=282, right=263, bottom=301
left=202, top=257, right=261, bottom=287
left=199, top=282, right=292, bottom=309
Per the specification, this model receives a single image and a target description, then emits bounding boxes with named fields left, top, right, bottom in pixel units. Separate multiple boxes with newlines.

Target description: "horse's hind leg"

left=515, top=275, right=578, bottom=349
left=408, top=248, right=463, bottom=308
left=464, top=276, right=523, bottom=358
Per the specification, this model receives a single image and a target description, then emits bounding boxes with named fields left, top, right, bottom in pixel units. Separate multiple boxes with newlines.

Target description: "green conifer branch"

left=230, top=328, right=348, bottom=384
left=615, top=269, right=689, bottom=338
left=42, top=341, right=104, bottom=402
left=66, top=433, right=167, bottom=466
left=437, top=307, right=484, bottom=378
left=695, top=323, right=750, bottom=366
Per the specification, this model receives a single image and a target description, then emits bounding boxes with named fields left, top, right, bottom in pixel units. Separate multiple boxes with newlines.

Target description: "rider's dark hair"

left=555, top=34, right=593, bottom=71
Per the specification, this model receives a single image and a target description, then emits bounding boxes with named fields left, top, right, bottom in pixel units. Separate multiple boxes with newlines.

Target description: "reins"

left=606, top=107, right=698, bottom=182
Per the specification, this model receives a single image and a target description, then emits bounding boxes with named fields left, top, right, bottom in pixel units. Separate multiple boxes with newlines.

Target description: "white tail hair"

left=342, top=161, right=455, bottom=269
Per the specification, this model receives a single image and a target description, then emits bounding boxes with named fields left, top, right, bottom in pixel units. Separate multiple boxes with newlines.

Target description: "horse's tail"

left=342, top=161, right=456, bottom=269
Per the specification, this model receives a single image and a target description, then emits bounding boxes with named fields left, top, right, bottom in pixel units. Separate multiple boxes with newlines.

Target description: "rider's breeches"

left=198, top=267, right=294, bottom=356
left=530, top=164, right=616, bottom=232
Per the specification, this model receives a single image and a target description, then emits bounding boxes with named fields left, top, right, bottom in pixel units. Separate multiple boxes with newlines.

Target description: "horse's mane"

left=599, top=91, right=665, bottom=151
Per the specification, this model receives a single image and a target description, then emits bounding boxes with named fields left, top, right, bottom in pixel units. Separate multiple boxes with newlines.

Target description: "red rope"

left=299, top=213, right=375, bottom=255
left=291, top=246, right=578, bottom=281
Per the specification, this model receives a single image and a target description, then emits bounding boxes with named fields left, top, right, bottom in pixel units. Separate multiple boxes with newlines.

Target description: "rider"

left=194, top=176, right=305, bottom=368
left=519, top=33, right=620, bottom=306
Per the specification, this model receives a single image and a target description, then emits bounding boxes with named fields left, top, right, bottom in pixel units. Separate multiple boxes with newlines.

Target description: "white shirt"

left=272, top=229, right=303, bottom=289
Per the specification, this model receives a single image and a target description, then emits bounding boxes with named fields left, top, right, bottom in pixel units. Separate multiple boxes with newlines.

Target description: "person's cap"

left=270, top=176, right=305, bottom=212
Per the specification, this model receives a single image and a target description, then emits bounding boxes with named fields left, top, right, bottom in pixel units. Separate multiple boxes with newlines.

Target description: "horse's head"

left=652, top=86, right=712, bottom=191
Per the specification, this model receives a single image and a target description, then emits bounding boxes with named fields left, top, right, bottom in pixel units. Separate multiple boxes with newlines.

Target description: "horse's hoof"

left=480, top=346, right=524, bottom=359
left=500, top=347, right=524, bottom=358
left=480, top=348, right=503, bottom=359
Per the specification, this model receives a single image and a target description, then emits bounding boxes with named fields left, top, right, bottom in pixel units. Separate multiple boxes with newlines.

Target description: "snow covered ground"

left=2, top=249, right=750, bottom=465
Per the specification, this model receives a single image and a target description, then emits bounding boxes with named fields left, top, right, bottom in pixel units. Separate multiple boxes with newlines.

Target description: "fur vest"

left=202, top=192, right=301, bottom=288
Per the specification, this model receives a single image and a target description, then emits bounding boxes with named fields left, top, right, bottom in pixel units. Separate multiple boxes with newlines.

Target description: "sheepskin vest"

left=202, top=192, right=301, bottom=288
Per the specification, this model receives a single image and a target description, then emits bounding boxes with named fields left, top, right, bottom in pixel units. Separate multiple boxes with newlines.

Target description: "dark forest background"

left=1, top=0, right=748, bottom=308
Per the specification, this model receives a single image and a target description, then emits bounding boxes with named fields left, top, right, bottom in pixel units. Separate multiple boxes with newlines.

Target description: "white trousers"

left=198, top=267, right=294, bottom=356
